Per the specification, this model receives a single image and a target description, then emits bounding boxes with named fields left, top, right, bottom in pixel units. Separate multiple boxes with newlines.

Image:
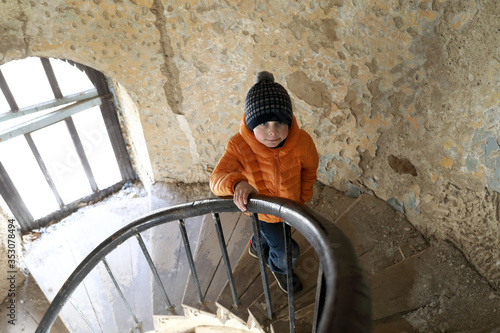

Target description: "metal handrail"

left=35, top=195, right=371, bottom=333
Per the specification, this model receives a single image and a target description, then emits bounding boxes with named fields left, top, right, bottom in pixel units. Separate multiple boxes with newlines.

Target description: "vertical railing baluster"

left=178, top=218, right=204, bottom=304
left=284, top=223, right=296, bottom=333
left=68, top=299, right=100, bottom=333
left=102, top=258, right=141, bottom=329
left=250, top=213, right=273, bottom=319
left=134, top=231, right=173, bottom=309
left=212, top=212, right=239, bottom=308
left=312, top=264, right=325, bottom=333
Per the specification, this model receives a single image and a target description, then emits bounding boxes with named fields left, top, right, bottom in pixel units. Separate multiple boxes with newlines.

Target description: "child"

left=210, top=71, right=319, bottom=293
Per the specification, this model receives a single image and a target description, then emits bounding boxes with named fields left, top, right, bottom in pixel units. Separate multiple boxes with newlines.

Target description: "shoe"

left=272, top=271, right=303, bottom=294
left=248, top=239, right=270, bottom=264
left=248, top=239, right=259, bottom=258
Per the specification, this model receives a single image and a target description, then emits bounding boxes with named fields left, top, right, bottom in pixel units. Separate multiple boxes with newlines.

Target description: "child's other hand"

left=233, top=181, right=257, bottom=212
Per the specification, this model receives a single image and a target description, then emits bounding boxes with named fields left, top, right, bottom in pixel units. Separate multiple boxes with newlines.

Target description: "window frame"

left=0, top=58, right=135, bottom=233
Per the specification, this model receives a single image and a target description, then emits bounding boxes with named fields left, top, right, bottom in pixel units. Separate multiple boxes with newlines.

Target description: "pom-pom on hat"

left=245, top=71, right=293, bottom=131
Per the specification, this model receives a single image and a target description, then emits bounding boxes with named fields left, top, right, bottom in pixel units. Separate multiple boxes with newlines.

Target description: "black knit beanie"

left=245, top=71, right=293, bottom=131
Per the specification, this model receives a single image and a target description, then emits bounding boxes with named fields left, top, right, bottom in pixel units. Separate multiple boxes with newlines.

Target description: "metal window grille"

left=0, top=57, right=135, bottom=232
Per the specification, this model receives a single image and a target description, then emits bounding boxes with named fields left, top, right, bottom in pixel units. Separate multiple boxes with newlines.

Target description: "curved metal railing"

left=35, top=195, right=371, bottom=333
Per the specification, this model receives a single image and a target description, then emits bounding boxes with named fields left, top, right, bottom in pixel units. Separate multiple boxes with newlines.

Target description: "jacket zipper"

left=274, top=151, right=280, bottom=196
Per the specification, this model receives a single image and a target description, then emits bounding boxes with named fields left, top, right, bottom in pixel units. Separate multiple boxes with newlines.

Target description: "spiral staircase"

left=18, top=182, right=500, bottom=333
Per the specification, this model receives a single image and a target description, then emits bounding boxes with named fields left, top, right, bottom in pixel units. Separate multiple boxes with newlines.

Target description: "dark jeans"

left=251, top=221, right=300, bottom=274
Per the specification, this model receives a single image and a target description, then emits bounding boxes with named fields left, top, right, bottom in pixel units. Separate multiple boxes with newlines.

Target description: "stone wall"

left=0, top=0, right=499, bottom=287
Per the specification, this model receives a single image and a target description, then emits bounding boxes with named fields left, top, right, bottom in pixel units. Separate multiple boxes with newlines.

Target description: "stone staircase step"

left=201, top=214, right=255, bottom=314
left=375, top=324, right=500, bottom=333
left=153, top=315, right=210, bottom=332
left=182, top=212, right=245, bottom=313
left=217, top=254, right=268, bottom=325
left=150, top=215, right=204, bottom=316
left=270, top=302, right=316, bottom=333
left=216, top=228, right=311, bottom=324
left=274, top=286, right=317, bottom=321
left=247, top=245, right=319, bottom=328
left=308, top=182, right=358, bottom=221
left=372, top=318, right=414, bottom=333
left=247, top=288, right=318, bottom=333
left=453, top=327, right=500, bottom=333
left=195, top=326, right=258, bottom=333
left=334, top=194, right=428, bottom=275
left=100, top=236, right=154, bottom=332
left=368, top=245, right=449, bottom=320
left=152, top=308, right=260, bottom=333
left=215, top=243, right=258, bottom=314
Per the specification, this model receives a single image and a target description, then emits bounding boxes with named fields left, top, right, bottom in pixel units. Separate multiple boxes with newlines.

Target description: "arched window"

left=0, top=57, right=135, bottom=232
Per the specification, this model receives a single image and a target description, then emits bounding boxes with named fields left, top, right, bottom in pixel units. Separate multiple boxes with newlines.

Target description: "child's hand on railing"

left=233, top=181, right=257, bottom=212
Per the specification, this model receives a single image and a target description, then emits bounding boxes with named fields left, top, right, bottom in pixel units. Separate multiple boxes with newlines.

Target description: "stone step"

left=216, top=242, right=270, bottom=326
left=195, top=326, right=259, bottom=333
left=150, top=214, right=205, bottom=316
left=202, top=214, right=255, bottom=313
left=151, top=313, right=258, bottom=333
left=334, top=193, right=428, bottom=275
left=453, top=327, right=500, bottom=333
left=371, top=239, right=500, bottom=331
left=252, top=288, right=317, bottom=333
left=368, top=245, right=449, bottom=320
left=247, top=245, right=319, bottom=329
left=216, top=228, right=311, bottom=326
left=182, top=212, right=251, bottom=314
left=373, top=319, right=500, bottom=333
left=372, top=318, right=414, bottom=333
left=270, top=302, right=316, bottom=333
left=307, top=182, right=358, bottom=221
left=273, top=286, right=317, bottom=321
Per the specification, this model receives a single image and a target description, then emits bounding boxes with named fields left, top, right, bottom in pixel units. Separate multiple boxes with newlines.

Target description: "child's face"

left=253, top=121, right=289, bottom=148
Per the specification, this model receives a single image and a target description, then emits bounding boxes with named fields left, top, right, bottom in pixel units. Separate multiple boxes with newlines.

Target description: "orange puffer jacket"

left=210, top=114, right=319, bottom=223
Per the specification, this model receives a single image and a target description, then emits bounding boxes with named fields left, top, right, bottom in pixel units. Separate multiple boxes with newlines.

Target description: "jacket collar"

left=239, top=114, right=300, bottom=154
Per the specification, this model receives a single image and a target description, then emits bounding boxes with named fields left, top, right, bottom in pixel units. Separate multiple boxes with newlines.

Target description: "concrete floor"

left=13, top=181, right=211, bottom=333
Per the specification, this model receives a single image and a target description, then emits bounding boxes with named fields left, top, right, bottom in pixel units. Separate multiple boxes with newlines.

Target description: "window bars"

left=0, top=58, right=135, bottom=232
